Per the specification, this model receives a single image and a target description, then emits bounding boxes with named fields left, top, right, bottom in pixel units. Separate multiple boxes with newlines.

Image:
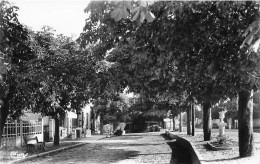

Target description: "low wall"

left=167, top=133, right=201, bottom=164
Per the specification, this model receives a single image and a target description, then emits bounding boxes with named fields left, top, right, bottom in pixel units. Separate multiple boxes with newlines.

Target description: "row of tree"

left=0, top=1, right=131, bottom=146
left=1, top=0, right=260, bottom=158
left=80, top=0, right=260, bottom=157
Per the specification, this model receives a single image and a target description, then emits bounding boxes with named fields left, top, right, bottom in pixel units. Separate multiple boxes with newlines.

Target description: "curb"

left=167, top=132, right=201, bottom=164
left=9, top=142, right=87, bottom=164
left=189, top=139, right=204, bottom=163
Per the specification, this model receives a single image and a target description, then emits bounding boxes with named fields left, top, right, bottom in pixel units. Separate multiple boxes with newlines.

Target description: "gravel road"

left=20, top=132, right=192, bottom=164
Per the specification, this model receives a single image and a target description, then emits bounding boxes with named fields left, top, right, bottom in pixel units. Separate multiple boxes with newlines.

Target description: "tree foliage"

left=18, top=26, right=99, bottom=145
left=80, top=0, right=260, bottom=153
left=81, top=1, right=260, bottom=103
left=0, top=0, right=35, bottom=145
left=211, top=98, right=238, bottom=119
left=82, top=0, right=260, bottom=107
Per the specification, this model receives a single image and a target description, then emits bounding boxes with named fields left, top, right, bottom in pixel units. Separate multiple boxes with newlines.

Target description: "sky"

left=10, top=0, right=91, bottom=38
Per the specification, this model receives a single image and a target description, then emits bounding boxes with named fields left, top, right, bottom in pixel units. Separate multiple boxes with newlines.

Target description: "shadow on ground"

left=99, top=135, right=143, bottom=140
left=24, top=143, right=140, bottom=164
left=161, top=134, right=192, bottom=164
left=0, top=142, right=82, bottom=163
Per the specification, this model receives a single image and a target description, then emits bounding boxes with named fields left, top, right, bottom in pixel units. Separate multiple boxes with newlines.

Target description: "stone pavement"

left=17, top=132, right=190, bottom=164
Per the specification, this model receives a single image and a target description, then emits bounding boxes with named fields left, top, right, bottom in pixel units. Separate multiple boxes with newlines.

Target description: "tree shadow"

left=28, top=145, right=140, bottom=164
left=98, top=135, right=143, bottom=140
left=161, top=134, right=192, bottom=164
left=122, top=143, right=166, bottom=147
left=122, top=134, right=145, bottom=137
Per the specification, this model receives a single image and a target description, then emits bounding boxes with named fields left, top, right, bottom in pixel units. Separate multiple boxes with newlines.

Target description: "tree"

left=26, top=27, right=97, bottom=145
left=86, top=0, right=260, bottom=52
left=82, top=0, right=260, bottom=156
left=0, top=1, right=34, bottom=145
left=92, top=91, right=132, bottom=134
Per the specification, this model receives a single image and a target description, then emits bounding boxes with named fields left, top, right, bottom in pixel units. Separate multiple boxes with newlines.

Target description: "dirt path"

left=20, top=132, right=192, bottom=164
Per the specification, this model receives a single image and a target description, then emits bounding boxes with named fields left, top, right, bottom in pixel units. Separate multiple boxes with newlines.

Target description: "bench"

left=23, top=136, right=45, bottom=152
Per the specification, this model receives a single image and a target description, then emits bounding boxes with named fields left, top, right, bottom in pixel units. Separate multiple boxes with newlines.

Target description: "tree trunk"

left=238, top=90, right=254, bottom=157
left=179, top=113, right=183, bottom=132
left=0, top=96, right=12, bottom=146
left=0, top=85, right=15, bottom=146
left=191, top=102, right=195, bottom=136
left=54, top=117, right=60, bottom=146
left=77, top=113, right=80, bottom=127
left=187, top=107, right=191, bottom=135
left=162, top=119, right=165, bottom=129
left=93, top=111, right=96, bottom=132
left=100, top=114, right=104, bottom=135
left=0, top=102, right=9, bottom=146
left=203, top=102, right=212, bottom=141
left=172, top=117, right=175, bottom=131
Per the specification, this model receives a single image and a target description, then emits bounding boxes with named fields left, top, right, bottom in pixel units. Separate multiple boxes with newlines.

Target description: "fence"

left=1, top=120, right=43, bottom=147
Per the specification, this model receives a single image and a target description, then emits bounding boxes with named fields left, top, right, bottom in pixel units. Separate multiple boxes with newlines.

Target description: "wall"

left=254, top=118, right=260, bottom=128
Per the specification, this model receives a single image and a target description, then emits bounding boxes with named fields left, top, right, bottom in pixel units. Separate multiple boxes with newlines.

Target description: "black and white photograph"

left=0, top=0, right=260, bottom=163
